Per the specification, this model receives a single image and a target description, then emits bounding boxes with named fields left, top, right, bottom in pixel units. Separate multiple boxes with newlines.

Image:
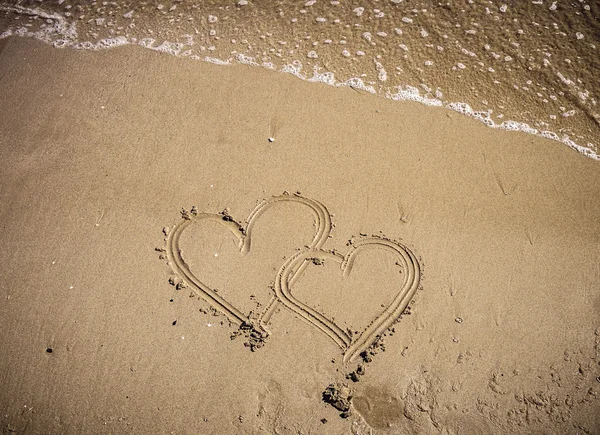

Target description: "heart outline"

left=164, top=194, right=332, bottom=328
left=274, top=237, right=421, bottom=363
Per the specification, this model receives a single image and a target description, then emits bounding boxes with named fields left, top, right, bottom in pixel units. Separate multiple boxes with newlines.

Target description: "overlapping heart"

left=274, top=237, right=421, bottom=363
left=164, top=194, right=332, bottom=329
left=162, top=194, right=422, bottom=362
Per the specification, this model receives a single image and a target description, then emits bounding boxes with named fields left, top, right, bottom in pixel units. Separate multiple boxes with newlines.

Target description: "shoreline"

left=1, top=1, right=599, bottom=161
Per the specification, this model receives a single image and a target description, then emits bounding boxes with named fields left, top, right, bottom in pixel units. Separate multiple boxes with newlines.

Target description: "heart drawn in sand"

left=274, top=237, right=421, bottom=363
left=163, top=194, right=332, bottom=329
left=162, top=194, right=422, bottom=362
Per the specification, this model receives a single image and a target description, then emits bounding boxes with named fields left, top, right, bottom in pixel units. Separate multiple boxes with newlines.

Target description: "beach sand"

left=0, top=36, right=599, bottom=434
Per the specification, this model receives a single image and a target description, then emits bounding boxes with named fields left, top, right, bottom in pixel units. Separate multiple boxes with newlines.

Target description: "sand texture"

left=0, top=37, right=599, bottom=434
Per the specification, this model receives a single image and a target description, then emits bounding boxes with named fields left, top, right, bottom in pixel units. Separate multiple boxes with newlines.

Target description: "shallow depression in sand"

left=290, top=247, right=407, bottom=333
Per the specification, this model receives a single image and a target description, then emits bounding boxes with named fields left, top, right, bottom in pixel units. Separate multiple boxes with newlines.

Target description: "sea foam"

left=0, top=3, right=597, bottom=161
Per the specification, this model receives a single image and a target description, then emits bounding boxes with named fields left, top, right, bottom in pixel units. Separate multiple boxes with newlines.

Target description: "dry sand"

left=0, top=37, right=599, bottom=434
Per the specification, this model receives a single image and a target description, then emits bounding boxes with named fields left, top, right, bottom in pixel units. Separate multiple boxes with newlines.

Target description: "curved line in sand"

left=166, top=214, right=249, bottom=326
left=342, top=239, right=421, bottom=363
left=275, top=249, right=352, bottom=349
left=165, top=194, right=332, bottom=330
left=274, top=238, right=421, bottom=364
left=242, top=194, right=331, bottom=255
left=245, top=195, right=332, bottom=329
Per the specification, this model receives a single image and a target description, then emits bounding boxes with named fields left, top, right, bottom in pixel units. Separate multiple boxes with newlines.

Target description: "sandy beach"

left=0, top=29, right=599, bottom=435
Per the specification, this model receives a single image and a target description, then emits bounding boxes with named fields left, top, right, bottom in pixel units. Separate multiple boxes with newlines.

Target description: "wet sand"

left=1, top=0, right=599, bottom=158
left=0, top=36, right=599, bottom=434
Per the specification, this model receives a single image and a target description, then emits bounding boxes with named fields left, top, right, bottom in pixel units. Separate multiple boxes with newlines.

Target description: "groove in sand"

left=164, top=194, right=332, bottom=328
left=275, top=237, right=421, bottom=363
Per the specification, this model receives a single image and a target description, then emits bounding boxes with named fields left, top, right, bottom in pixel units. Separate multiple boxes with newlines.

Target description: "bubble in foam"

left=388, top=86, right=442, bottom=106
left=74, top=37, right=129, bottom=50
left=237, top=54, right=259, bottom=66
left=205, top=57, right=231, bottom=65
left=0, top=5, right=78, bottom=46
left=139, top=38, right=188, bottom=56
left=375, top=60, right=388, bottom=82
left=340, top=78, right=376, bottom=94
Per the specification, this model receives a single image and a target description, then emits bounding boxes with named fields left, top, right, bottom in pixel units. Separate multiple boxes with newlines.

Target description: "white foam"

left=307, top=68, right=336, bottom=86
left=280, top=60, right=305, bottom=78
left=375, top=60, right=388, bottom=82
left=144, top=39, right=187, bottom=56
left=236, top=54, right=259, bottom=66
left=280, top=60, right=376, bottom=93
left=0, top=4, right=597, bottom=162
left=205, top=56, right=231, bottom=65
left=0, top=5, right=67, bottom=24
left=388, top=86, right=443, bottom=106
left=338, top=78, right=376, bottom=94
left=446, top=102, right=599, bottom=160
left=0, top=5, right=77, bottom=44
left=74, top=37, right=129, bottom=50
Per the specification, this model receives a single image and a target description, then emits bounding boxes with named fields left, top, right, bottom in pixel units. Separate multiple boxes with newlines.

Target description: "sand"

left=2, top=0, right=598, bottom=159
left=0, top=36, right=599, bottom=434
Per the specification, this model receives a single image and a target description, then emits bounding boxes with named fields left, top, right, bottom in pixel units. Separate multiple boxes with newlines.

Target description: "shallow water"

left=1, top=0, right=598, bottom=160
